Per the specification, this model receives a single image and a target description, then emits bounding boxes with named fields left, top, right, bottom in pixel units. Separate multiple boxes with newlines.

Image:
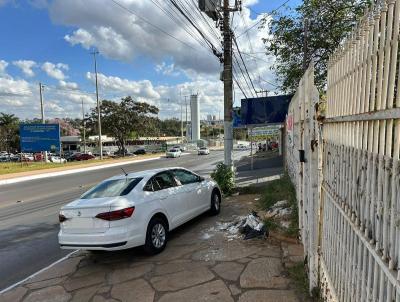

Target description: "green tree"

left=263, top=0, right=369, bottom=93
left=87, top=97, right=159, bottom=154
left=159, top=118, right=182, bottom=136
left=0, top=113, right=20, bottom=154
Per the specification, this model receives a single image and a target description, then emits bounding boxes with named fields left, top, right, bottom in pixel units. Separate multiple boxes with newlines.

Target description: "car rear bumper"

left=58, top=225, right=145, bottom=251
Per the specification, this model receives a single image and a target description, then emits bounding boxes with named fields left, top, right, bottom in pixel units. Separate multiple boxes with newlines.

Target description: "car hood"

left=62, top=196, right=131, bottom=210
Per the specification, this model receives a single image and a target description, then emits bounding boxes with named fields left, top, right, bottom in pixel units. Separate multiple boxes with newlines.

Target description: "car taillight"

left=59, top=214, right=68, bottom=223
left=95, top=207, right=135, bottom=221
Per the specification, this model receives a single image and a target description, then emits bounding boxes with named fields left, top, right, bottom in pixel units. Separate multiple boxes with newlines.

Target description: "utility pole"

left=81, top=98, right=87, bottom=154
left=91, top=50, right=103, bottom=159
left=222, top=0, right=240, bottom=168
left=303, top=18, right=309, bottom=72
left=39, top=83, right=48, bottom=162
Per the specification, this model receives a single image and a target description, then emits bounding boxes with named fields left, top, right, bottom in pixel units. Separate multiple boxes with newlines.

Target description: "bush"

left=211, top=163, right=235, bottom=195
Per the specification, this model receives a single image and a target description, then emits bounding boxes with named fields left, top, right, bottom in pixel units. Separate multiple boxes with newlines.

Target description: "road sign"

left=20, top=124, right=61, bottom=152
left=248, top=125, right=282, bottom=140
left=233, top=107, right=244, bottom=128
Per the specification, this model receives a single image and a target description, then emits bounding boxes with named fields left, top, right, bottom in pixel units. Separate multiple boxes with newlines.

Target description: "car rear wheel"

left=144, top=217, right=168, bottom=254
left=210, top=190, right=221, bottom=215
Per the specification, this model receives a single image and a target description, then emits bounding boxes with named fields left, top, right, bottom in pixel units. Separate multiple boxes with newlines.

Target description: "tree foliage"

left=263, top=0, right=370, bottom=93
left=87, top=96, right=159, bottom=152
left=0, top=113, right=20, bottom=153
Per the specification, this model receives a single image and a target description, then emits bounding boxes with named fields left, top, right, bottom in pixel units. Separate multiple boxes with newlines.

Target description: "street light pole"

left=39, top=83, right=48, bottom=162
left=91, top=50, right=103, bottom=160
left=81, top=98, right=87, bottom=154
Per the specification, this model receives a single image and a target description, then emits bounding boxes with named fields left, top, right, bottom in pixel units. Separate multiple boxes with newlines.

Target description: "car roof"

left=108, top=167, right=189, bottom=181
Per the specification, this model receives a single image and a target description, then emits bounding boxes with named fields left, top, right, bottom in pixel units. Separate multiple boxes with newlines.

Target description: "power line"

left=110, top=0, right=198, bottom=52
left=168, top=0, right=220, bottom=55
left=237, top=0, right=291, bottom=38
left=232, top=33, right=257, bottom=96
left=239, top=10, right=263, bottom=91
left=232, top=56, right=255, bottom=98
left=150, top=0, right=215, bottom=53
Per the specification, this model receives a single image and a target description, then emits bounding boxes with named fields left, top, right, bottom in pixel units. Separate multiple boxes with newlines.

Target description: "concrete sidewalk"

left=1, top=194, right=307, bottom=302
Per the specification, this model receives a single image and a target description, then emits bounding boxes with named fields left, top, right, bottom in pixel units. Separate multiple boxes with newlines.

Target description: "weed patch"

left=258, top=172, right=299, bottom=237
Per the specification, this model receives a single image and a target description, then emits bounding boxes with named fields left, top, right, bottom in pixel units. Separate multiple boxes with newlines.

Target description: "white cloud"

left=59, top=80, right=79, bottom=90
left=86, top=72, right=160, bottom=100
left=0, top=77, right=31, bottom=97
left=0, top=60, right=8, bottom=74
left=13, top=60, right=37, bottom=77
left=41, top=62, right=69, bottom=80
left=155, top=62, right=180, bottom=77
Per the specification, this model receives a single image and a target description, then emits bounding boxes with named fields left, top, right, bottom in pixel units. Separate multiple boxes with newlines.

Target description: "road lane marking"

left=0, top=250, right=79, bottom=294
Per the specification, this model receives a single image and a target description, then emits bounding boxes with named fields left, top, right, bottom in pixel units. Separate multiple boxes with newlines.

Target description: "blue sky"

left=0, top=0, right=299, bottom=120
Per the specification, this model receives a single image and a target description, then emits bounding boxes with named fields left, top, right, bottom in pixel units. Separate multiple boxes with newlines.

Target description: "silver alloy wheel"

left=214, top=194, right=220, bottom=211
left=151, top=223, right=166, bottom=248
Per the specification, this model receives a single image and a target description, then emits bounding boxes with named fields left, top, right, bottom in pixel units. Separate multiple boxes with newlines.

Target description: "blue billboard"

left=20, top=124, right=61, bottom=152
left=241, top=95, right=293, bottom=126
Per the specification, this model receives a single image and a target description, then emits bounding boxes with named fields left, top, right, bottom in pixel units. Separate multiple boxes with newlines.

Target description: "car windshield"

left=169, top=149, right=178, bottom=152
left=200, top=147, right=207, bottom=150
left=81, top=178, right=143, bottom=199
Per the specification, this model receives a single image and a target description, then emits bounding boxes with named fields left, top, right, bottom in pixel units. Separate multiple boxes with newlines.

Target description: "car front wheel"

left=144, top=217, right=168, bottom=254
left=210, top=190, right=221, bottom=215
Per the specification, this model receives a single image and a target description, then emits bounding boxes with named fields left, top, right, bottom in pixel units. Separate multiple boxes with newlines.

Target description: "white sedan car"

left=198, top=147, right=210, bottom=155
left=50, top=156, right=67, bottom=163
left=58, top=168, right=221, bottom=254
left=166, top=148, right=181, bottom=158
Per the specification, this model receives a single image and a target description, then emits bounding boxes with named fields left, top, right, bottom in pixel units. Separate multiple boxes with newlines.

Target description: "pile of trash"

left=213, top=212, right=268, bottom=240
left=238, top=211, right=269, bottom=240
left=264, top=200, right=292, bottom=229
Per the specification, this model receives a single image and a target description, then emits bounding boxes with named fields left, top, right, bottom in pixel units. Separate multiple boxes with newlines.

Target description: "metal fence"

left=286, top=1, right=400, bottom=300
left=286, top=64, right=321, bottom=292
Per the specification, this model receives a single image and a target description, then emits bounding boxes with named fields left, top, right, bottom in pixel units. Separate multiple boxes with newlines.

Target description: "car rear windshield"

left=169, top=149, right=178, bottom=152
left=81, top=178, right=143, bottom=199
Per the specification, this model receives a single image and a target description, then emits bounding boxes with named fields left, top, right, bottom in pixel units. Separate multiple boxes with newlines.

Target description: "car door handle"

left=160, top=196, right=167, bottom=200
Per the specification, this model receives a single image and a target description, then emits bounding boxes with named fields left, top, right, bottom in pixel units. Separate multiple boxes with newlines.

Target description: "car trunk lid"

left=60, top=197, right=118, bottom=234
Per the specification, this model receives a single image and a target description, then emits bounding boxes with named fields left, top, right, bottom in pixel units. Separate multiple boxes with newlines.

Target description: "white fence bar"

left=285, top=1, right=400, bottom=300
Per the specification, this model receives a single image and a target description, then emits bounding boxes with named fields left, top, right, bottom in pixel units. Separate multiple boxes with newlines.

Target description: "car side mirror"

left=198, top=176, right=205, bottom=182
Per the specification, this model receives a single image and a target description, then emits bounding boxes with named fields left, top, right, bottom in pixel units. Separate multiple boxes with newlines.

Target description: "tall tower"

left=190, top=95, right=200, bottom=141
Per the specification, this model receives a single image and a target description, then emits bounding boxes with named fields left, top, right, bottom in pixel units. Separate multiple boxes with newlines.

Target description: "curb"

left=0, top=157, right=161, bottom=186
left=0, top=250, right=79, bottom=294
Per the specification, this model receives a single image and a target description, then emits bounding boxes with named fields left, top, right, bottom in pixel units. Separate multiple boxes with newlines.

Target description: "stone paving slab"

left=0, top=193, right=309, bottom=302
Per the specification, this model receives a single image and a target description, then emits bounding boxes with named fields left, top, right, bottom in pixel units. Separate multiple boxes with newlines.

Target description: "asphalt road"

left=0, top=150, right=248, bottom=291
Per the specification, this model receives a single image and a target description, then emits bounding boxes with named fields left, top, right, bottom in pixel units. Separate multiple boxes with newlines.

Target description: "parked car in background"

left=114, top=149, right=135, bottom=157
left=198, top=147, right=210, bottom=155
left=173, top=145, right=186, bottom=152
left=75, top=153, right=95, bottom=161
left=58, top=167, right=221, bottom=254
left=133, top=148, right=146, bottom=155
left=67, top=153, right=95, bottom=161
left=50, top=156, right=67, bottom=164
left=166, top=148, right=181, bottom=158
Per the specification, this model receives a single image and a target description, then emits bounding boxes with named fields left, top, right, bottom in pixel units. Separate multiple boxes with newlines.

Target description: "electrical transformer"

left=198, top=0, right=220, bottom=21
